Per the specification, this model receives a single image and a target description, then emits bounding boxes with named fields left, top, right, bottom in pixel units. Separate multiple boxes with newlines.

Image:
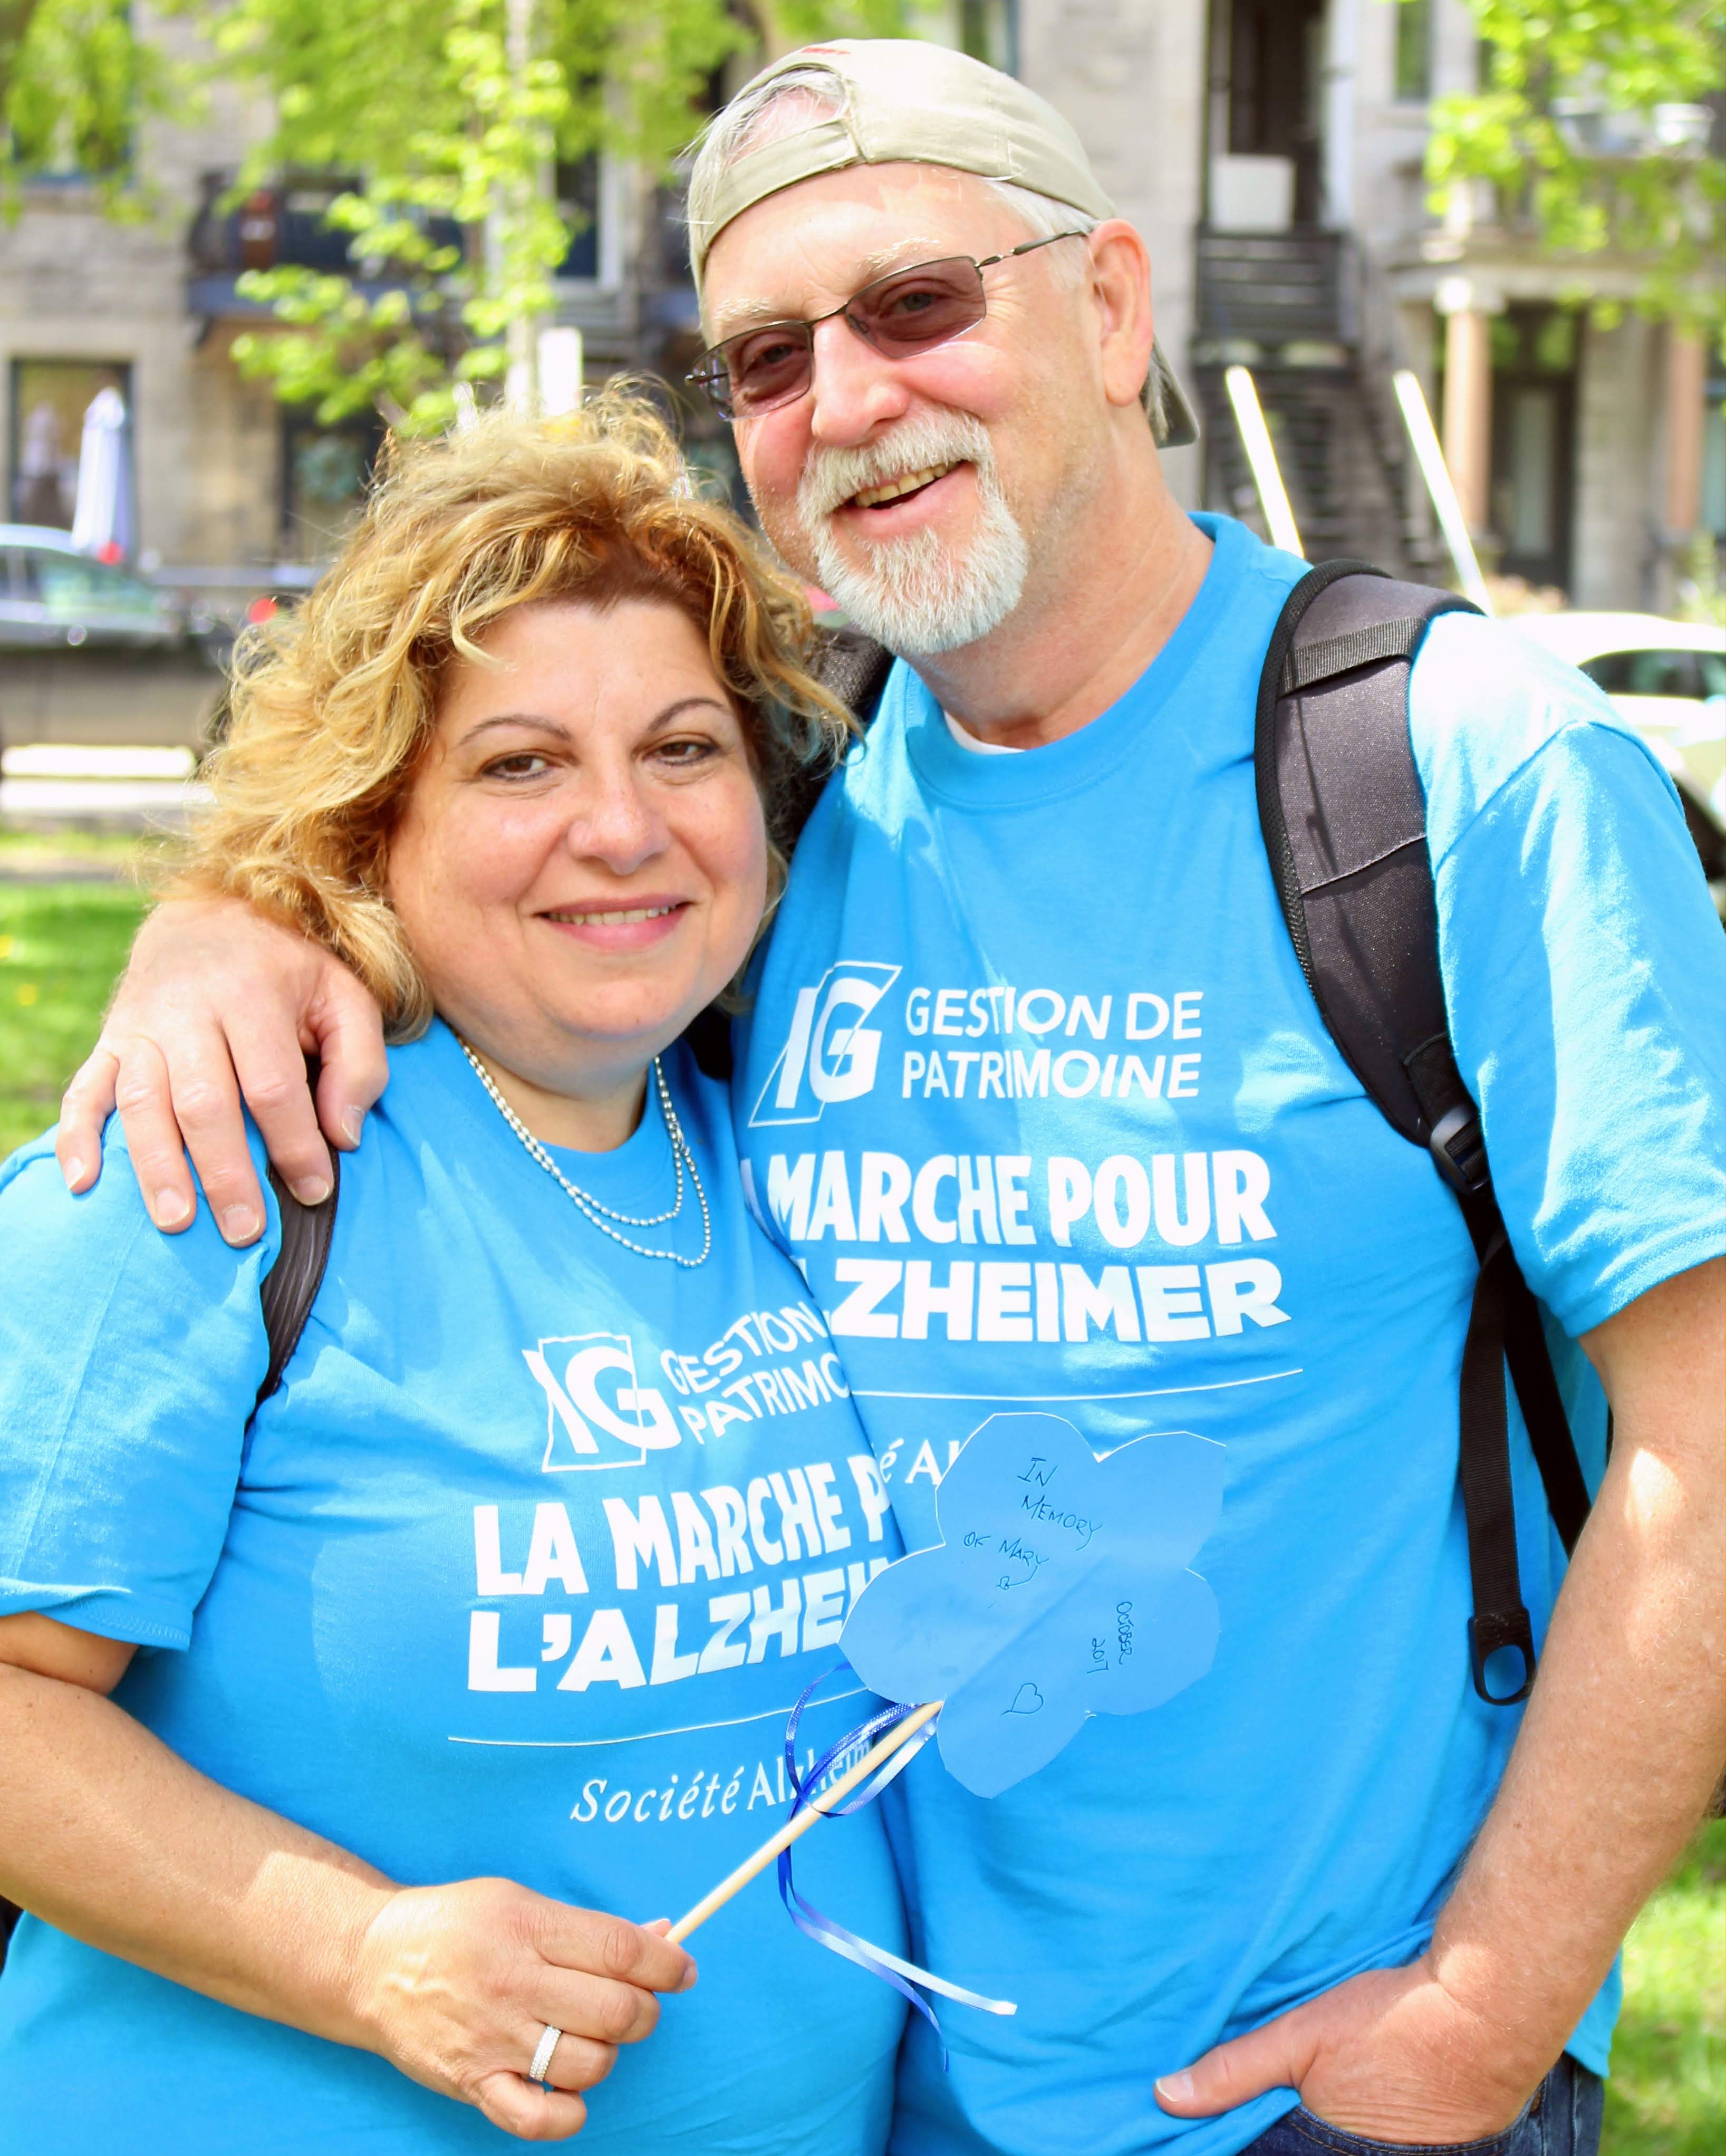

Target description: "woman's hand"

left=347, top=1879, right=697, bottom=2142
left=56, top=895, right=389, bottom=1244
left=2, top=1621, right=694, bottom=2146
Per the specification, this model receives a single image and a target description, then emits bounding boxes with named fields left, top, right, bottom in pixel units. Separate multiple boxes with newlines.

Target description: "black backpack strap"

left=777, top=624, right=895, bottom=852
left=1256, top=560, right=1479, bottom=1148
left=815, top=622, right=896, bottom=725
left=256, top=1153, right=339, bottom=1411
left=1257, top=562, right=1591, bottom=1705
left=680, top=1004, right=736, bottom=1083
left=0, top=1132, right=340, bottom=1972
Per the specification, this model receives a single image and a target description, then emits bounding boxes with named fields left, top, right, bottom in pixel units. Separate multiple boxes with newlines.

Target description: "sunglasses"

left=688, top=232, right=1088, bottom=422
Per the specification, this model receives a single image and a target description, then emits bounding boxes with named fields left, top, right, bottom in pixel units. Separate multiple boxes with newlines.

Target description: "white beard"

left=794, top=413, right=1030, bottom=657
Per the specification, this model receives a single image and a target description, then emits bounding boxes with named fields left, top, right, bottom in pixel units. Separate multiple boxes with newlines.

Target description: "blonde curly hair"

left=173, top=391, right=853, bottom=1036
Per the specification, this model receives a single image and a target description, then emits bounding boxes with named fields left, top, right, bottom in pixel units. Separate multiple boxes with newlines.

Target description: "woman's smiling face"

left=387, top=595, right=769, bottom=1105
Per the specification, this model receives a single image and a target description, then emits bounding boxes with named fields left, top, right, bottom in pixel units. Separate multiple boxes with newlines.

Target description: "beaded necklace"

left=457, top=1037, right=712, bottom=1268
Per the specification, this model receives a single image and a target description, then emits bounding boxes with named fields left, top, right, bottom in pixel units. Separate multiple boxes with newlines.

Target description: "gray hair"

left=686, top=62, right=1165, bottom=436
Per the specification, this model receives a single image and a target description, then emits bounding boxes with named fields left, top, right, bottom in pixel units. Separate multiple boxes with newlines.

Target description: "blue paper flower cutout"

left=841, top=1413, right=1223, bottom=1798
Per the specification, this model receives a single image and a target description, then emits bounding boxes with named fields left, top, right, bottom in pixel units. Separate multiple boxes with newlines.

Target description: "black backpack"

left=256, top=562, right=1590, bottom=1708
left=1251, top=563, right=1589, bottom=1707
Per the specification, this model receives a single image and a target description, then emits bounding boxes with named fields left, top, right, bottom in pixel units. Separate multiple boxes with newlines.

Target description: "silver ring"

left=528, top=2023, right=563, bottom=2085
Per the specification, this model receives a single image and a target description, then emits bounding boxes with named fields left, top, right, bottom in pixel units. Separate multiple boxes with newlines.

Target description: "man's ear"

left=1084, top=219, right=1156, bottom=412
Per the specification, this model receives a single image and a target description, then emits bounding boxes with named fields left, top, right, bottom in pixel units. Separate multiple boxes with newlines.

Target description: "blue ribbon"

left=778, top=1663, right=1017, bottom=2065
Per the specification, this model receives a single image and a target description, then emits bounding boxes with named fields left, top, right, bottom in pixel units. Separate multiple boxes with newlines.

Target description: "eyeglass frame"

left=686, top=231, right=1090, bottom=421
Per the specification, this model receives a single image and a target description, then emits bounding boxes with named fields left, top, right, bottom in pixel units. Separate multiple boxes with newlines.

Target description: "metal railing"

left=1390, top=374, right=1494, bottom=613
left=1223, top=368, right=1303, bottom=557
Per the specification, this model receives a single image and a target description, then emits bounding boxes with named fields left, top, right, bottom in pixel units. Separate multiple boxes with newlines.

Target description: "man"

left=55, top=40, right=1724, bottom=2156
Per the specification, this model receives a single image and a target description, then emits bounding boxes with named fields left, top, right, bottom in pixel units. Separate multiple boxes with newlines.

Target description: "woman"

left=0, top=396, right=907, bottom=2152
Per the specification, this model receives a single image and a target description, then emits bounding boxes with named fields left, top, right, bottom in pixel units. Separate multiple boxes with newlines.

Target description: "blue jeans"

left=1239, top=2054, right=1604, bottom=2156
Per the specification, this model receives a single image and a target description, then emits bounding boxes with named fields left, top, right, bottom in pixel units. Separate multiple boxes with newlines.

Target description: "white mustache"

left=796, top=413, right=996, bottom=524
left=791, top=408, right=1029, bottom=657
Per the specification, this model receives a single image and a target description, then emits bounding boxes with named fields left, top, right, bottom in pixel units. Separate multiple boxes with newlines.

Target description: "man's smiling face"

left=701, top=160, right=1117, bottom=655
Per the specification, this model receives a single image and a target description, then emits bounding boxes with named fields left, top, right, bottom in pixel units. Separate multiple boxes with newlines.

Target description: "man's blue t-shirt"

left=730, top=514, right=1726, bottom=2156
left=0, top=1023, right=907, bottom=2155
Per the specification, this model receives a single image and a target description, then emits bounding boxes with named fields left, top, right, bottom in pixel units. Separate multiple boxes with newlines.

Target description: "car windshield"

left=1582, top=647, right=1723, bottom=701
left=22, top=550, right=165, bottom=619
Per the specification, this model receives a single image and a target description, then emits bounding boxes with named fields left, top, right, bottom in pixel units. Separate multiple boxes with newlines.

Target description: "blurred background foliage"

left=9, top=1, right=1715, bottom=431
left=1424, top=0, right=1725, bottom=340
left=1606, top=1818, right=1725, bottom=2155
left=0, top=0, right=927, bottom=428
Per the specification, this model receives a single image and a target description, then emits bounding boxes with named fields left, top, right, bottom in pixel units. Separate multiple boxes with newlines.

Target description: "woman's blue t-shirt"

left=0, top=1022, right=907, bottom=2154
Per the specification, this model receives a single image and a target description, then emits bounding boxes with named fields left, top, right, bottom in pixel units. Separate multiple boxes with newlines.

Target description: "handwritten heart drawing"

left=843, top=1412, right=1223, bottom=1796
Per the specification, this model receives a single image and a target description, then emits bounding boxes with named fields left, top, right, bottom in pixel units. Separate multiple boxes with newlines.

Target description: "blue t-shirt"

left=0, top=1023, right=907, bottom=2155
left=730, top=513, right=1726, bottom=2156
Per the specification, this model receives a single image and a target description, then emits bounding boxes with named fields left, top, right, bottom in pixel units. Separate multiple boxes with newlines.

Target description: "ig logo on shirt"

left=748, top=960, right=901, bottom=1128
left=521, top=1332, right=681, bottom=1471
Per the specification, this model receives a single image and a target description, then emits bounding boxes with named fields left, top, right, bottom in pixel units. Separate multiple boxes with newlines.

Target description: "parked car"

left=1509, top=610, right=1726, bottom=919
left=0, top=525, right=229, bottom=752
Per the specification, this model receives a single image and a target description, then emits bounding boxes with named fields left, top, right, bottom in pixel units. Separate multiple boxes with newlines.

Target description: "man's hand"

left=1161, top=1255, right=1723, bottom=2143
left=57, top=896, right=389, bottom=1245
left=1154, top=1954, right=1542, bottom=2143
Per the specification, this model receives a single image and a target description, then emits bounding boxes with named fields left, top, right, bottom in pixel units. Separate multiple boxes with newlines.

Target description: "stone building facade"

left=1015, top=0, right=1723, bottom=609
left=1, top=0, right=1719, bottom=607
left=0, top=25, right=285, bottom=570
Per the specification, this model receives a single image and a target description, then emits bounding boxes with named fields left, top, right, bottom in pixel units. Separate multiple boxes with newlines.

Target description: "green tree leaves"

left=2, top=0, right=161, bottom=205
left=208, top=0, right=749, bottom=430
left=0, top=0, right=931, bottom=427
left=192, top=0, right=920, bottom=425
left=1424, top=0, right=1725, bottom=339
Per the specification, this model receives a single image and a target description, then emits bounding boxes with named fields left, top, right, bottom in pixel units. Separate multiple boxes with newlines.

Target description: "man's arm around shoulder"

left=57, top=897, right=388, bottom=1246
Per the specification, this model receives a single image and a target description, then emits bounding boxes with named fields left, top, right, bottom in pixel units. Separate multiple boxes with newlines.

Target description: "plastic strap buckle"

left=1429, top=1102, right=1491, bottom=1198
left=1468, top=1606, right=1536, bottom=1706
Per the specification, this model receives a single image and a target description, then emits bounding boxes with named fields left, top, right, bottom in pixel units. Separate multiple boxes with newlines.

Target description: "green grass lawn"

left=1606, top=1818, right=1726, bottom=2154
left=0, top=874, right=148, bottom=1162
left=1, top=868, right=1721, bottom=2142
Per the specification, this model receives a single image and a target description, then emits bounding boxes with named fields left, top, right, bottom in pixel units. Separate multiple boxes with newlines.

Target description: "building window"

left=281, top=413, right=381, bottom=561
left=1395, top=0, right=1433, bottom=103
left=556, top=156, right=604, bottom=282
left=1704, top=368, right=1725, bottom=542
left=8, top=359, right=131, bottom=531
left=1487, top=305, right=1579, bottom=593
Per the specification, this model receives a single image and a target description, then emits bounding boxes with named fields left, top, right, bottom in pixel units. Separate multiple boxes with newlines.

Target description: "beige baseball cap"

left=688, top=38, right=1199, bottom=449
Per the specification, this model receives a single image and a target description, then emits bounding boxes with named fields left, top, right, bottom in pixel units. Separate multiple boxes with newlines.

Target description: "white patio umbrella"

left=70, top=386, right=136, bottom=563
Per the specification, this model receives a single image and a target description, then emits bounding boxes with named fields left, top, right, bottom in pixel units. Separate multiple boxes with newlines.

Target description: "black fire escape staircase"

left=1192, top=230, right=1440, bottom=577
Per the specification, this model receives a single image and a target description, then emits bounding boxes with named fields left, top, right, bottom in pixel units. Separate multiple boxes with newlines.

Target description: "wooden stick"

left=668, top=1700, right=941, bottom=1945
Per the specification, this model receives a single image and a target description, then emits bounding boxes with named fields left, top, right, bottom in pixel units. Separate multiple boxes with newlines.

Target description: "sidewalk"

left=0, top=746, right=205, bottom=878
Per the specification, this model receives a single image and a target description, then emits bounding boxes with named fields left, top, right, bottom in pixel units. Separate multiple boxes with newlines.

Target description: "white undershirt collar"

left=943, top=709, right=1023, bottom=756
